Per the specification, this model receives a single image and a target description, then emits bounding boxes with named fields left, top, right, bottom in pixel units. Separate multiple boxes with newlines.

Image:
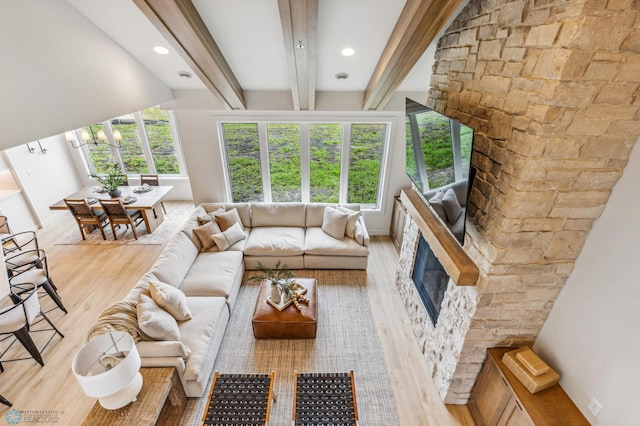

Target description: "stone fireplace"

left=395, top=0, right=640, bottom=404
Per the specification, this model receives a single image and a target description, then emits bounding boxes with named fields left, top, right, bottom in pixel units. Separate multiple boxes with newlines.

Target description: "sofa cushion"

left=201, top=228, right=251, bottom=253
left=306, top=204, right=361, bottom=227
left=180, top=296, right=229, bottom=382
left=251, top=203, right=306, bottom=227
left=305, top=227, right=370, bottom=256
left=149, top=281, right=192, bottom=321
left=201, top=203, right=251, bottom=228
left=137, top=294, right=180, bottom=341
left=211, top=222, right=246, bottom=251
left=193, top=220, right=222, bottom=251
left=321, top=206, right=348, bottom=239
left=150, top=233, right=199, bottom=288
left=196, top=207, right=224, bottom=225
left=244, top=227, right=305, bottom=256
left=180, top=251, right=244, bottom=298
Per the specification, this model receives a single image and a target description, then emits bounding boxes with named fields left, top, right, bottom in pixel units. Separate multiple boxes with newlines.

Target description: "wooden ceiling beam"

left=133, top=0, right=245, bottom=110
left=362, top=0, right=464, bottom=111
left=278, top=0, right=318, bottom=111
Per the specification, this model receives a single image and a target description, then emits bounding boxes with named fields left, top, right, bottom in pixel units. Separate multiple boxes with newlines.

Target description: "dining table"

left=49, top=185, right=173, bottom=234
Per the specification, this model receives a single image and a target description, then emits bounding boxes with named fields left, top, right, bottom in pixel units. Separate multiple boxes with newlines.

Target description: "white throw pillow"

left=193, top=220, right=222, bottom=250
left=137, top=294, right=180, bottom=341
left=211, top=222, right=246, bottom=251
left=196, top=207, right=225, bottom=225
left=321, top=206, right=349, bottom=240
left=428, top=191, right=447, bottom=221
left=338, top=206, right=361, bottom=239
left=441, top=188, right=462, bottom=222
left=213, top=208, right=244, bottom=232
left=149, top=281, right=192, bottom=321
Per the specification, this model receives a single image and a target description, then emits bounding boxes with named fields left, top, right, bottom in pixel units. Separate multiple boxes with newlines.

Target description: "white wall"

left=5, top=134, right=86, bottom=226
left=0, top=0, right=173, bottom=149
left=534, top=137, right=640, bottom=425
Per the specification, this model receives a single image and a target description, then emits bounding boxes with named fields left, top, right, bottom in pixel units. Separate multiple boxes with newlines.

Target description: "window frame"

left=218, top=114, right=394, bottom=210
left=72, top=109, right=187, bottom=178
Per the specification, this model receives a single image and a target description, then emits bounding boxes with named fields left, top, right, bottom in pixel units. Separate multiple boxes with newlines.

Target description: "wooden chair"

left=140, top=174, right=166, bottom=214
left=64, top=199, right=109, bottom=240
left=98, top=199, right=144, bottom=240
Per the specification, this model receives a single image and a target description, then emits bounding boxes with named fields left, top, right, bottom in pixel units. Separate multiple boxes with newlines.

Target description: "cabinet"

left=390, top=196, right=407, bottom=252
left=468, top=348, right=589, bottom=426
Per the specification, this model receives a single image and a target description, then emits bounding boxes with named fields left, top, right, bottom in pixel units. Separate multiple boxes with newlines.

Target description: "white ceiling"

left=67, top=0, right=440, bottom=96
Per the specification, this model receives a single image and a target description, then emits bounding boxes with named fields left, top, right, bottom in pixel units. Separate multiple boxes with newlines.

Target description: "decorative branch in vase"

left=91, top=163, right=127, bottom=198
left=249, top=261, right=293, bottom=304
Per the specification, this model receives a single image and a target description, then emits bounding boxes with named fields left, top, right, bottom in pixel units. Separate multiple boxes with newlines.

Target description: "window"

left=221, top=120, right=390, bottom=208
left=111, top=114, right=148, bottom=174
left=309, top=124, right=341, bottom=203
left=82, top=124, right=115, bottom=175
left=222, top=123, right=264, bottom=202
left=72, top=107, right=185, bottom=177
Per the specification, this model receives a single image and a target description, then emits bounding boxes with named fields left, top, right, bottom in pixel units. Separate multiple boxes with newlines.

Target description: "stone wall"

left=397, top=0, right=640, bottom=403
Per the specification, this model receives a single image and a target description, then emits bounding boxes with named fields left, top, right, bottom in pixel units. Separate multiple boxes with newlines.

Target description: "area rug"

left=187, top=270, right=400, bottom=425
left=55, top=208, right=192, bottom=245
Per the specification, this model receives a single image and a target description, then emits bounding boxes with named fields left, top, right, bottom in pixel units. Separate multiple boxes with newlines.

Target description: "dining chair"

left=6, top=249, right=67, bottom=314
left=98, top=199, right=144, bottom=240
left=0, top=282, right=64, bottom=372
left=64, top=198, right=109, bottom=240
left=140, top=174, right=167, bottom=214
left=0, top=215, right=18, bottom=252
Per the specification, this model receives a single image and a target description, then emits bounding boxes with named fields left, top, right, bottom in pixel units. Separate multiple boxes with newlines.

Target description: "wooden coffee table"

left=252, top=278, right=318, bottom=339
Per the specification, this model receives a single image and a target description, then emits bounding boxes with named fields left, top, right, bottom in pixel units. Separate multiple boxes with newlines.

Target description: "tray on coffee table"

left=266, top=285, right=307, bottom=311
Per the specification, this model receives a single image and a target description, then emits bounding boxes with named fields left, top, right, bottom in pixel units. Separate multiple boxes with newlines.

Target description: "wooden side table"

left=82, top=367, right=186, bottom=426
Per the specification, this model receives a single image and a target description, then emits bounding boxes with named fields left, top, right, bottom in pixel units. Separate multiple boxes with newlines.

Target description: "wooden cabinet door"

left=468, top=359, right=512, bottom=426
left=497, top=397, right=533, bottom=426
left=390, top=197, right=406, bottom=252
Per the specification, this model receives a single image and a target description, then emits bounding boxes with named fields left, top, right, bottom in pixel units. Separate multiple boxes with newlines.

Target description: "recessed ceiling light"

left=153, top=46, right=170, bottom=55
left=341, top=47, right=355, bottom=57
left=335, top=72, right=349, bottom=81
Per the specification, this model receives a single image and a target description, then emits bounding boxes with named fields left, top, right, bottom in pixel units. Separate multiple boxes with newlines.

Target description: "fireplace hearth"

left=412, top=234, right=450, bottom=326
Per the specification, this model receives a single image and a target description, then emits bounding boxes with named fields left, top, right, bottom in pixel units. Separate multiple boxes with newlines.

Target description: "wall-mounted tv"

left=405, top=98, right=475, bottom=244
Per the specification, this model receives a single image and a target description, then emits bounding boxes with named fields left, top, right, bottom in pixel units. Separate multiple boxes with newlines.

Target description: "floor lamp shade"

left=72, top=331, right=143, bottom=409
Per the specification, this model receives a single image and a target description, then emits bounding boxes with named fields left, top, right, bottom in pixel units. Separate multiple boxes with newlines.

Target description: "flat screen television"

left=405, top=98, right=475, bottom=244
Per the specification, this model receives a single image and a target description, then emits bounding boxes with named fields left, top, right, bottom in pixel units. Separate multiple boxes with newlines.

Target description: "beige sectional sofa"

left=87, top=202, right=369, bottom=398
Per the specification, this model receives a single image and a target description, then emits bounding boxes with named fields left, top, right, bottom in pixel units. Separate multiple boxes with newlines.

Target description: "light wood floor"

left=0, top=201, right=474, bottom=425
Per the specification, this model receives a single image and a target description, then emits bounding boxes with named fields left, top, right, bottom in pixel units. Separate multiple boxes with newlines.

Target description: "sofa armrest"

left=136, top=340, right=191, bottom=359
left=356, top=216, right=370, bottom=247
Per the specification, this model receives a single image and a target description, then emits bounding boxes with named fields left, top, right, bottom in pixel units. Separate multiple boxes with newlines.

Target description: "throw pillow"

left=441, top=188, right=462, bottom=222
left=149, top=281, right=192, bottom=321
left=214, top=208, right=244, bottom=232
left=321, top=206, right=349, bottom=240
left=193, top=220, right=222, bottom=250
left=428, top=191, right=447, bottom=221
left=196, top=207, right=225, bottom=225
left=338, top=206, right=361, bottom=239
left=137, top=294, right=180, bottom=341
left=211, top=222, right=246, bottom=251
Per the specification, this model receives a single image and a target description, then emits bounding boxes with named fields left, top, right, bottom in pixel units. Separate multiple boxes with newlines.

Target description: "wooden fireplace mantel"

left=400, top=188, right=478, bottom=286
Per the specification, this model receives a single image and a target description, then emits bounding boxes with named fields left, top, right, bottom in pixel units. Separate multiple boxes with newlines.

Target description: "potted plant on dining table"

left=91, top=163, right=127, bottom=198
